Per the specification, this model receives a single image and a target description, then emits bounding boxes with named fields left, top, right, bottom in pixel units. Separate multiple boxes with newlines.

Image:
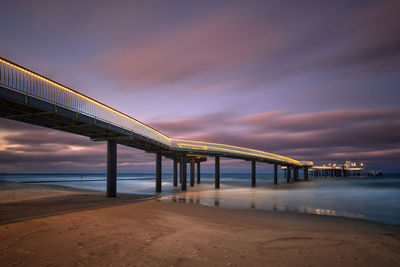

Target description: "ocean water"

left=0, top=173, right=399, bottom=226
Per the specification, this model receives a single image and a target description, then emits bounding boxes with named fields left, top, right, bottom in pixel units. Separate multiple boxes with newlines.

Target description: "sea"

left=1, top=173, right=399, bottom=226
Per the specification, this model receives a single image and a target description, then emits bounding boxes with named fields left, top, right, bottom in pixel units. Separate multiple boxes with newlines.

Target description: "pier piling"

left=106, top=140, right=117, bottom=198
left=294, top=167, right=299, bottom=181
left=156, top=152, right=162, bottom=193
left=251, top=160, right=256, bottom=187
left=197, top=162, right=201, bottom=184
left=215, top=156, right=220, bottom=188
left=181, top=154, right=187, bottom=190
left=190, top=158, right=195, bottom=187
left=304, top=167, right=308, bottom=181
left=173, top=159, right=178, bottom=187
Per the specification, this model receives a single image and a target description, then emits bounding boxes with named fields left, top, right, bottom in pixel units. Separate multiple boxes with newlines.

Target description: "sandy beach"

left=0, top=181, right=399, bottom=267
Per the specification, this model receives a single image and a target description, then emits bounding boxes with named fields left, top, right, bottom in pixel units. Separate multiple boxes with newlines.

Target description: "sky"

left=0, top=0, right=399, bottom=173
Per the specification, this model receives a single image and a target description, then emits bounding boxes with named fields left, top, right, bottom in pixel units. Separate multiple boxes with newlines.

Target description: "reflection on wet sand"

left=162, top=185, right=366, bottom=220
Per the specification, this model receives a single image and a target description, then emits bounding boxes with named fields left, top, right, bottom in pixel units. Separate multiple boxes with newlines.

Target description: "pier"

left=0, top=57, right=363, bottom=197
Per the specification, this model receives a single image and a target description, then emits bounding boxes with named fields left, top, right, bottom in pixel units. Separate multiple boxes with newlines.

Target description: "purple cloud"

left=1, top=0, right=399, bottom=172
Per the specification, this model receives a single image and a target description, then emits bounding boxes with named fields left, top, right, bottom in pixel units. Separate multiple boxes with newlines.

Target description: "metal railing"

left=0, top=57, right=312, bottom=166
left=0, top=57, right=171, bottom=146
left=170, top=138, right=307, bottom=165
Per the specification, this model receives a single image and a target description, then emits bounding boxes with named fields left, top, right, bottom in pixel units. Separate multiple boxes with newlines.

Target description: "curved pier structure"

left=0, top=57, right=316, bottom=196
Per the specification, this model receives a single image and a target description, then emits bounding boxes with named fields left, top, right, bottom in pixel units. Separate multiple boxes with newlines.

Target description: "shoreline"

left=2, top=180, right=399, bottom=228
left=1, top=181, right=400, bottom=266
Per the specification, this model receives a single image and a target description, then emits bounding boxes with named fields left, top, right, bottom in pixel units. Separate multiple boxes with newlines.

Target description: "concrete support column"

left=274, top=164, right=278, bottom=185
left=179, top=161, right=182, bottom=184
left=173, top=159, right=178, bottom=187
left=215, top=156, right=220, bottom=189
left=190, top=158, right=195, bottom=187
left=287, top=167, right=291, bottom=183
left=156, top=152, right=162, bottom=193
left=284, top=169, right=287, bottom=179
left=294, top=167, right=299, bottom=181
left=181, top=154, right=187, bottom=190
left=107, top=140, right=117, bottom=198
left=197, top=162, right=201, bottom=184
left=304, top=167, right=309, bottom=181
left=251, top=160, right=256, bottom=187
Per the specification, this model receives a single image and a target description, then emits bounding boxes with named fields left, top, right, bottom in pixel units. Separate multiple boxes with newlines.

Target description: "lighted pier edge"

left=0, top=57, right=312, bottom=168
left=5, top=56, right=373, bottom=196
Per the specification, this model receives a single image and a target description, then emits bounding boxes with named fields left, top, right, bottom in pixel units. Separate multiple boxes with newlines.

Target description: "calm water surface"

left=1, top=173, right=399, bottom=225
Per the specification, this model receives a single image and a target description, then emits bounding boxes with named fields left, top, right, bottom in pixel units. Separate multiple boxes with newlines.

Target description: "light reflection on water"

left=161, top=184, right=366, bottom=221
left=167, top=193, right=366, bottom=219
left=0, top=173, right=399, bottom=225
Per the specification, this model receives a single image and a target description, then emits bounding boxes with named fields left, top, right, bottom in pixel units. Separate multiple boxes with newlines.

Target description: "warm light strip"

left=0, top=58, right=169, bottom=140
left=206, top=145, right=298, bottom=163
left=0, top=57, right=312, bottom=166
left=176, top=142, right=301, bottom=165
left=173, top=138, right=301, bottom=164
left=310, top=167, right=363, bottom=170
left=310, top=167, right=343, bottom=170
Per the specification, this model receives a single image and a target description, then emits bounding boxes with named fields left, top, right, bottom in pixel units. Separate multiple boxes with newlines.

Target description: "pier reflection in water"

left=162, top=187, right=366, bottom=220
left=1, top=173, right=399, bottom=225
left=159, top=174, right=400, bottom=225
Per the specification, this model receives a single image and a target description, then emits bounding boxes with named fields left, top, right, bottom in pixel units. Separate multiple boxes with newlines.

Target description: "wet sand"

left=0, top=181, right=399, bottom=266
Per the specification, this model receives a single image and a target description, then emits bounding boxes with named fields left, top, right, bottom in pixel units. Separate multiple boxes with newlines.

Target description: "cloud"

left=147, top=107, right=400, bottom=168
left=0, top=106, right=399, bottom=171
left=0, top=118, right=157, bottom=172
left=237, top=108, right=400, bottom=133
left=1, top=0, right=400, bottom=171
left=87, top=0, right=400, bottom=96
left=148, top=111, right=233, bottom=137
left=89, top=3, right=288, bottom=89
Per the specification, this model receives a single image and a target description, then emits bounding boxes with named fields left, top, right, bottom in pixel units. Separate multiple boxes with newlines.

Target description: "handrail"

left=170, top=138, right=304, bottom=165
left=0, top=57, right=312, bottom=166
left=0, top=57, right=171, bottom=146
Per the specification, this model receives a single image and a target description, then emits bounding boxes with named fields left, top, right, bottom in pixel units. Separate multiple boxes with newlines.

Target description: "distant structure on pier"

left=282, top=161, right=364, bottom=181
